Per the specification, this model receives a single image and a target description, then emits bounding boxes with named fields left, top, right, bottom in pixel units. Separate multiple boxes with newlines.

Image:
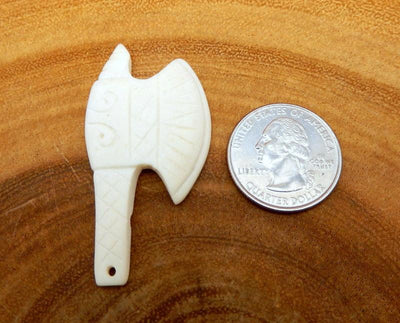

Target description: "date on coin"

left=227, top=103, right=342, bottom=212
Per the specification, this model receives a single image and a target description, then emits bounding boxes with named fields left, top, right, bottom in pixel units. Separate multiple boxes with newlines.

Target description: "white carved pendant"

left=85, top=44, right=211, bottom=286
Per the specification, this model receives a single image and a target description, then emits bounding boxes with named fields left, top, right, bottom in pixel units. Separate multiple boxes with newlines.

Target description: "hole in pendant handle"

left=108, top=266, right=116, bottom=276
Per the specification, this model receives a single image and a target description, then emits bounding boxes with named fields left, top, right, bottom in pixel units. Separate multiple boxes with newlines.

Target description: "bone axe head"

left=85, top=44, right=211, bottom=286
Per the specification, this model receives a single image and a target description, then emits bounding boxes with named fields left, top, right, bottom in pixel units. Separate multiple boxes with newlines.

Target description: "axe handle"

left=93, top=167, right=139, bottom=286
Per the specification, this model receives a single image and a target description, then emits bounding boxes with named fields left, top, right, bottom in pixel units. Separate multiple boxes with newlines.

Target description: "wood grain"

left=1, top=0, right=400, bottom=321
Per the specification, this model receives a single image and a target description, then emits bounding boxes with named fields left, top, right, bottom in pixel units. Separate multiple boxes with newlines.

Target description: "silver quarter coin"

left=227, top=103, right=342, bottom=212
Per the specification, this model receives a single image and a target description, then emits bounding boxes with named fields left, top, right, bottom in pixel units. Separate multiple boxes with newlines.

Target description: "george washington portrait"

left=255, top=117, right=314, bottom=192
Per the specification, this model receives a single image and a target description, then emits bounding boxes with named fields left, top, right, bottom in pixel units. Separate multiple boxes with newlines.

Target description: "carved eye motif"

left=93, top=123, right=116, bottom=147
left=89, top=90, right=117, bottom=112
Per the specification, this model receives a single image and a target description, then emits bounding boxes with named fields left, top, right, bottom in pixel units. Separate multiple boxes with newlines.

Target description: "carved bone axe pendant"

left=85, top=44, right=211, bottom=286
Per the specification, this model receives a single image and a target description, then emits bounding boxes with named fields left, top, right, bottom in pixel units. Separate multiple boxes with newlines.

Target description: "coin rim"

left=227, top=103, right=342, bottom=212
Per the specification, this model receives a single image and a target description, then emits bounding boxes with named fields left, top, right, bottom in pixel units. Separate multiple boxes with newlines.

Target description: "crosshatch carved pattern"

left=94, top=169, right=132, bottom=267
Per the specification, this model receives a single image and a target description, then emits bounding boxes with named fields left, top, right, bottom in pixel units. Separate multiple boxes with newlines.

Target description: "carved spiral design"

left=87, top=123, right=116, bottom=147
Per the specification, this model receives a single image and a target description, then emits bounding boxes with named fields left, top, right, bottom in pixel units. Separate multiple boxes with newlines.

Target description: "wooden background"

left=1, top=1, right=400, bottom=321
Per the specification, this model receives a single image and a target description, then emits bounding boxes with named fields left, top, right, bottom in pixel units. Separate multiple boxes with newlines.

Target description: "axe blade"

left=85, top=44, right=211, bottom=286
